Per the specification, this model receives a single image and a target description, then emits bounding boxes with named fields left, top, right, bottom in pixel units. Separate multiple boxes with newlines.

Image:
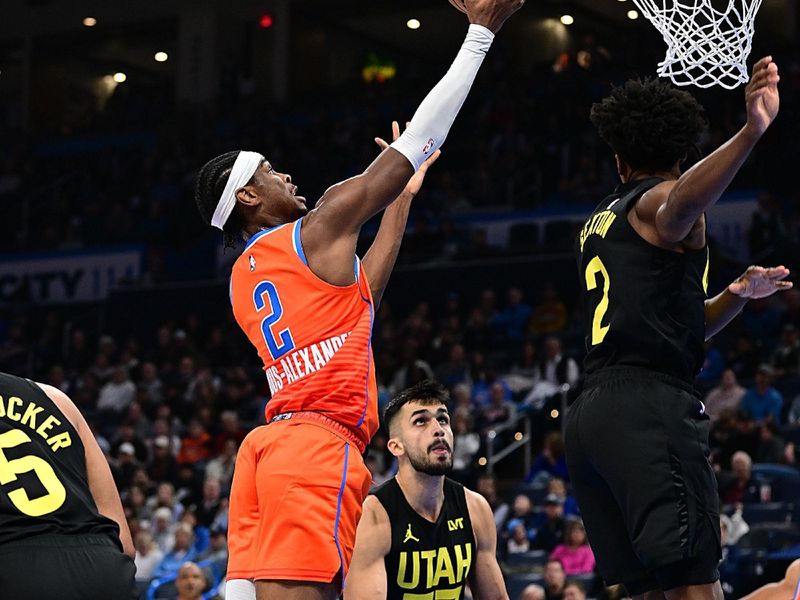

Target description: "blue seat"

left=742, top=502, right=794, bottom=525
left=504, top=549, right=548, bottom=571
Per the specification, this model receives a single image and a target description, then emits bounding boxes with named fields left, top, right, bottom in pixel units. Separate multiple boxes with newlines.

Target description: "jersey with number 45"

left=575, top=178, right=709, bottom=383
left=230, top=219, right=379, bottom=448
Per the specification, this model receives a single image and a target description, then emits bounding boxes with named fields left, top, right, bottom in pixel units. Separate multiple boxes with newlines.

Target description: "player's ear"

left=387, top=436, right=404, bottom=458
left=236, top=185, right=260, bottom=207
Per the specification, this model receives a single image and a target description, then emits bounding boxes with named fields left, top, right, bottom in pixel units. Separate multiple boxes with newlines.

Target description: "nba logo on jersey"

left=249, top=255, right=256, bottom=272
left=422, top=138, right=435, bottom=154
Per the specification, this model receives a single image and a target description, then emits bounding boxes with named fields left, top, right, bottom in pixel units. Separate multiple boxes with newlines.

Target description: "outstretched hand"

left=728, top=265, right=792, bottom=299
left=375, top=121, right=441, bottom=198
left=448, top=0, right=525, bottom=34
left=745, top=56, right=780, bottom=137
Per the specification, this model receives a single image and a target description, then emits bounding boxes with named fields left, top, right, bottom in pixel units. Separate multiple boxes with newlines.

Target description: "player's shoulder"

left=33, top=382, right=84, bottom=432
left=464, top=488, right=495, bottom=531
left=361, top=494, right=391, bottom=530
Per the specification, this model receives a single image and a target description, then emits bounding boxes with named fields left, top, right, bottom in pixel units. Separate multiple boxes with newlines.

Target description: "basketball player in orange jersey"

left=193, top=1, right=525, bottom=598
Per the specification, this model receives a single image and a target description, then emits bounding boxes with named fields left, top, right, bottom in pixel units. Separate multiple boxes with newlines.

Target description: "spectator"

left=549, top=519, right=596, bottom=575
left=152, top=506, right=176, bottom=553
left=149, top=435, right=179, bottom=483
left=113, top=442, right=140, bottom=489
left=563, top=581, right=587, bottom=600
left=435, top=343, right=471, bottom=388
left=547, top=477, right=580, bottom=518
left=507, top=519, right=531, bottom=554
left=205, top=439, right=237, bottom=491
left=526, top=432, right=570, bottom=484
left=540, top=337, right=579, bottom=388
left=518, top=584, right=546, bottom=600
left=96, top=366, right=136, bottom=415
left=771, top=323, right=800, bottom=377
left=741, top=365, right=784, bottom=425
left=533, top=494, right=566, bottom=553
left=698, top=339, right=726, bottom=386
left=134, top=531, right=164, bottom=584
left=704, top=369, right=746, bottom=422
left=543, top=558, right=567, bottom=600
left=504, top=494, right=538, bottom=540
left=153, top=522, right=198, bottom=579
left=111, top=423, right=149, bottom=463
left=174, top=561, right=207, bottom=600
left=529, top=283, right=568, bottom=335
left=177, top=419, right=212, bottom=465
left=194, top=477, right=225, bottom=528
left=451, top=413, right=480, bottom=478
left=476, top=474, right=510, bottom=532
left=212, top=410, right=246, bottom=454
left=478, top=381, right=517, bottom=433
left=492, top=287, right=533, bottom=343
left=197, top=526, right=228, bottom=568
left=719, top=451, right=760, bottom=505
left=755, top=422, right=786, bottom=464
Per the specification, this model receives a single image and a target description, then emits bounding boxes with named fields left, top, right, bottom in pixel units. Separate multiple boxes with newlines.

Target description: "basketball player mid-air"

left=0, top=372, right=136, bottom=599
left=193, top=1, right=524, bottom=598
left=567, top=58, right=790, bottom=600
left=345, top=381, right=507, bottom=600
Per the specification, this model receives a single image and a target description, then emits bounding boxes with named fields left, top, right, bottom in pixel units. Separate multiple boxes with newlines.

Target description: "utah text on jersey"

left=396, top=543, right=473, bottom=595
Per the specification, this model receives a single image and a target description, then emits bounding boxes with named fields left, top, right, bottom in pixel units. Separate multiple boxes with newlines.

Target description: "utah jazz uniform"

left=227, top=219, right=376, bottom=583
left=0, top=373, right=135, bottom=599
left=566, top=178, right=721, bottom=593
left=372, top=477, right=475, bottom=600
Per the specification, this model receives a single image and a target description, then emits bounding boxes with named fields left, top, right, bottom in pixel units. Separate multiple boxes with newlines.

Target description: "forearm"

left=705, top=289, right=748, bottom=340
left=391, top=25, right=493, bottom=171
left=362, top=192, right=413, bottom=308
left=659, top=126, right=760, bottom=238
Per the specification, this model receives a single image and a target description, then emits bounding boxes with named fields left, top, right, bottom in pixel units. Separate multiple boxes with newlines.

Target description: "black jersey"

left=575, top=178, right=709, bottom=382
left=372, top=477, right=475, bottom=600
left=0, top=373, right=119, bottom=546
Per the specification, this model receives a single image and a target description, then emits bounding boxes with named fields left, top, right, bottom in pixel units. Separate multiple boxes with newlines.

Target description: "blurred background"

left=0, top=0, right=799, bottom=598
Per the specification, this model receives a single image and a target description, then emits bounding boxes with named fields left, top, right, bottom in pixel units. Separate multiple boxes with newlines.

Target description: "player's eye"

left=414, top=418, right=426, bottom=426
left=438, top=416, right=450, bottom=425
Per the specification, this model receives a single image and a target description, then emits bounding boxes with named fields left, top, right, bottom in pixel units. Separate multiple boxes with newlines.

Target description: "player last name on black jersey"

left=575, top=178, right=709, bottom=382
left=0, top=372, right=119, bottom=545
left=372, top=477, right=476, bottom=600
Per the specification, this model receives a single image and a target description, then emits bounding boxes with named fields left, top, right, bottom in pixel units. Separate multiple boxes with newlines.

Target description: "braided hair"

left=195, top=151, right=250, bottom=249
left=590, top=78, right=707, bottom=172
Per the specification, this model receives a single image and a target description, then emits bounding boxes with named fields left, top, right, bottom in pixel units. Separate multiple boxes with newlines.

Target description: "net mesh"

left=630, top=0, right=763, bottom=89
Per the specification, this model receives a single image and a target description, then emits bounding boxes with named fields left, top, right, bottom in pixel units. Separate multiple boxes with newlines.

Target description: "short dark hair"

left=195, top=151, right=251, bottom=249
left=565, top=580, right=586, bottom=594
left=383, top=380, right=449, bottom=433
left=590, top=78, right=707, bottom=171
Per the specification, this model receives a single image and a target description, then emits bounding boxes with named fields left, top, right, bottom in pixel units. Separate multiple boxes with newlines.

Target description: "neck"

left=395, top=464, right=445, bottom=522
left=624, top=166, right=679, bottom=183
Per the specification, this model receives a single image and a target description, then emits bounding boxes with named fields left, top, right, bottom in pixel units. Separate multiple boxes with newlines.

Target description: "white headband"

left=211, top=151, right=265, bottom=230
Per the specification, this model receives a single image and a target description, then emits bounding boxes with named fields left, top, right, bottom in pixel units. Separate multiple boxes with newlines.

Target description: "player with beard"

left=345, top=380, right=507, bottom=600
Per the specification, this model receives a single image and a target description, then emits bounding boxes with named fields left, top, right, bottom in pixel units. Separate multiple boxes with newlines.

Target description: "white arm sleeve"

left=390, top=24, right=494, bottom=171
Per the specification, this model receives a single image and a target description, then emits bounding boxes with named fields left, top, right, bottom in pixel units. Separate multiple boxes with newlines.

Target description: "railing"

left=482, top=383, right=571, bottom=477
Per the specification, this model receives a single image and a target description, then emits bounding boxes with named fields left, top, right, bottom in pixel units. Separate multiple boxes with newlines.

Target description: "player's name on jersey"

left=579, top=209, right=617, bottom=252
left=396, top=543, right=472, bottom=591
left=265, top=331, right=352, bottom=394
left=0, top=395, right=72, bottom=452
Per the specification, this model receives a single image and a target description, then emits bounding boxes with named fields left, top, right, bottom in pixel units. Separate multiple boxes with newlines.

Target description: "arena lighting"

left=550, top=409, right=559, bottom=418
left=478, top=457, right=487, bottom=466
left=628, top=9, right=640, bottom=19
left=113, top=72, right=127, bottom=83
left=406, top=18, right=421, bottom=30
left=560, top=14, right=574, bottom=25
left=259, top=14, right=273, bottom=29
left=514, top=432, right=523, bottom=441
left=154, top=52, right=168, bottom=63
left=82, top=16, right=97, bottom=27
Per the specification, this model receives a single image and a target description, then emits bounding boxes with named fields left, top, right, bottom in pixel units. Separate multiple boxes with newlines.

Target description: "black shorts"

left=565, top=367, right=721, bottom=595
left=0, top=533, right=137, bottom=600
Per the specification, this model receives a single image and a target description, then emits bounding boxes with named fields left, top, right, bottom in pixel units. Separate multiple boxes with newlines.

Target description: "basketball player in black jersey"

left=345, top=380, right=507, bottom=600
left=0, top=371, right=136, bottom=599
left=567, top=58, right=790, bottom=600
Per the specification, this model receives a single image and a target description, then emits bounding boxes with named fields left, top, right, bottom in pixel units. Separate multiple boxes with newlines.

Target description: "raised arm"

left=705, top=265, right=792, bottom=340
left=362, top=122, right=441, bottom=308
left=466, top=489, right=509, bottom=600
left=343, top=495, right=392, bottom=600
left=301, top=0, right=523, bottom=286
left=649, top=57, right=780, bottom=243
left=37, top=383, right=135, bottom=558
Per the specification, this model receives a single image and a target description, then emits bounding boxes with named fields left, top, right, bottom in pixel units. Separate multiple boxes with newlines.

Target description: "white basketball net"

left=630, top=0, right=763, bottom=89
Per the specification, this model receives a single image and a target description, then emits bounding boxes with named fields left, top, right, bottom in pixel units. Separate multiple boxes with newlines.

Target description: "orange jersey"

left=230, top=219, right=379, bottom=449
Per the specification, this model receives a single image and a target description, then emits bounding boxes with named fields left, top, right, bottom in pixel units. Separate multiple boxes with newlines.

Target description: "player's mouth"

left=429, top=441, right=451, bottom=456
left=290, top=185, right=306, bottom=205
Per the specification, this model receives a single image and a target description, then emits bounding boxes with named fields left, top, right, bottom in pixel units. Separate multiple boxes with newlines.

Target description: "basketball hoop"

left=630, top=0, right=764, bottom=89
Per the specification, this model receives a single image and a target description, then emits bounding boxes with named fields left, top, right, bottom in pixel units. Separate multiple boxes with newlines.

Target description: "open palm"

left=728, top=265, right=792, bottom=299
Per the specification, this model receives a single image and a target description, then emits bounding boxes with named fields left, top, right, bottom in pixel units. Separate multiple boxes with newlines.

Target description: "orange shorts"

left=226, top=414, right=372, bottom=583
